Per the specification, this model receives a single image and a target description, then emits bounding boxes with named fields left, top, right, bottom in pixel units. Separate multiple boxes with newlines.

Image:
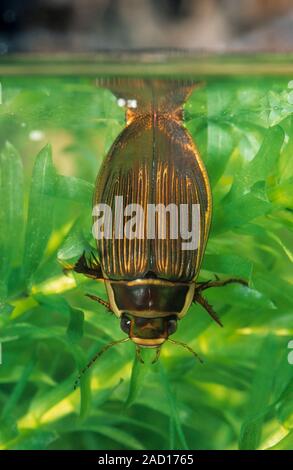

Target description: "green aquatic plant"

left=0, top=75, right=292, bottom=450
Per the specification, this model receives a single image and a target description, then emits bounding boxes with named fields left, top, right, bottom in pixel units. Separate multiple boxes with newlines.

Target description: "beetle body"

left=92, top=79, right=211, bottom=347
left=69, top=78, right=247, bottom=382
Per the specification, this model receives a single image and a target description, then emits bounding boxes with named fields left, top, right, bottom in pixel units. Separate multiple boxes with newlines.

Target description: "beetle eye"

left=120, top=315, right=131, bottom=334
left=167, top=317, right=177, bottom=336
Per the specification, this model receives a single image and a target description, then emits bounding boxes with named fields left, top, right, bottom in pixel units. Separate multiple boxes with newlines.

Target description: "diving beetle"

left=68, top=79, right=247, bottom=385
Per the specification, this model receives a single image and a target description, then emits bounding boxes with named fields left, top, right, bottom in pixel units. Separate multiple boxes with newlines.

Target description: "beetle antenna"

left=167, top=338, right=203, bottom=364
left=74, top=337, right=129, bottom=390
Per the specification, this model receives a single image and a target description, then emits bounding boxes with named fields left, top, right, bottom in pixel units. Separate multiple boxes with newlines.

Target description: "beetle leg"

left=85, top=293, right=113, bottom=313
left=194, top=278, right=248, bottom=327
left=193, top=291, right=223, bottom=327
left=74, top=251, right=104, bottom=279
left=196, top=277, right=248, bottom=291
left=61, top=251, right=104, bottom=280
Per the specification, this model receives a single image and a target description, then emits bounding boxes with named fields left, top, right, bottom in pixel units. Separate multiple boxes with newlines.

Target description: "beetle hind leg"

left=193, top=277, right=248, bottom=327
left=193, top=291, right=223, bottom=327
left=60, top=251, right=104, bottom=280
left=74, top=251, right=103, bottom=279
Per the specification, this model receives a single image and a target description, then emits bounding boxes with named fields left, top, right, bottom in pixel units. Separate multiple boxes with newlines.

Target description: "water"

left=0, top=54, right=292, bottom=450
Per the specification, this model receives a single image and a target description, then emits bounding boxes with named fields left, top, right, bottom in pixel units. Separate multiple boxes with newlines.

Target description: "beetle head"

left=120, top=313, right=177, bottom=347
left=74, top=312, right=201, bottom=389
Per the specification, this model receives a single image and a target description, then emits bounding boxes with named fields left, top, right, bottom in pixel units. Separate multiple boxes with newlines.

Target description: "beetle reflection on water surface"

left=64, top=79, right=247, bottom=387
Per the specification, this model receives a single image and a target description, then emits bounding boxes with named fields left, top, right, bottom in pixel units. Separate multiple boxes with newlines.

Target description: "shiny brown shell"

left=94, top=79, right=212, bottom=283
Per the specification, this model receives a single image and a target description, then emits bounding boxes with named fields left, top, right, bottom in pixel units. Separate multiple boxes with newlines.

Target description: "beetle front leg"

left=62, top=251, right=104, bottom=280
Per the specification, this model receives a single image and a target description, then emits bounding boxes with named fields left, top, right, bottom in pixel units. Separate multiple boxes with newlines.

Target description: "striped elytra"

left=70, top=77, right=245, bottom=376
left=94, top=80, right=212, bottom=284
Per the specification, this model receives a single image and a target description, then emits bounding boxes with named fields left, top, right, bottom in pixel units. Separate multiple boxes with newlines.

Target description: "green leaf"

left=79, top=365, right=92, bottom=421
left=67, top=308, right=84, bottom=344
left=157, top=363, right=189, bottom=450
left=55, top=175, right=94, bottom=205
left=232, top=125, right=285, bottom=197
left=78, top=424, right=143, bottom=449
left=0, top=142, right=23, bottom=298
left=1, top=354, right=36, bottom=420
left=212, top=192, right=271, bottom=234
left=275, top=379, right=293, bottom=429
left=27, top=374, right=76, bottom=420
left=57, top=224, right=92, bottom=261
left=267, top=430, right=293, bottom=450
left=35, top=293, right=71, bottom=316
left=23, top=144, right=57, bottom=283
left=239, top=335, right=280, bottom=450
left=207, top=122, right=234, bottom=186
left=202, top=254, right=252, bottom=278
left=9, top=430, right=58, bottom=450
left=125, top=354, right=150, bottom=408
left=0, top=416, right=18, bottom=445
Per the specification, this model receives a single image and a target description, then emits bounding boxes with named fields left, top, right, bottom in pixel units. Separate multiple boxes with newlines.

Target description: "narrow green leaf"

left=27, top=374, right=76, bottom=420
left=207, top=122, right=234, bottom=186
left=232, top=125, right=285, bottom=197
left=0, top=302, right=14, bottom=317
left=34, top=293, right=89, bottom=416
left=9, top=430, right=58, bottom=450
left=158, top=363, right=189, bottom=450
left=23, top=144, right=57, bottom=283
left=67, top=308, right=84, bottom=344
left=203, top=253, right=252, bottom=279
left=276, top=379, right=293, bottom=429
left=57, top=224, right=91, bottom=261
left=35, top=293, right=71, bottom=316
left=267, top=430, right=293, bottom=450
left=0, top=415, right=19, bottom=445
left=212, top=192, right=271, bottom=234
left=239, top=335, right=280, bottom=450
left=55, top=175, right=93, bottom=205
left=79, top=424, right=143, bottom=450
left=79, top=366, right=92, bottom=421
left=1, top=354, right=36, bottom=420
left=0, top=142, right=23, bottom=298
left=125, top=354, right=150, bottom=408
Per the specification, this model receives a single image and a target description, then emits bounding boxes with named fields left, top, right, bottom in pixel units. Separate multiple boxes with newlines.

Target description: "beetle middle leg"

left=85, top=293, right=113, bottom=313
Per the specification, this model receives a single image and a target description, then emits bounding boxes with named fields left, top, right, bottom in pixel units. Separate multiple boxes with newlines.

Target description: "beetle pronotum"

left=65, top=79, right=247, bottom=388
